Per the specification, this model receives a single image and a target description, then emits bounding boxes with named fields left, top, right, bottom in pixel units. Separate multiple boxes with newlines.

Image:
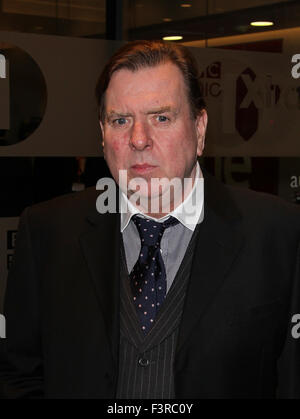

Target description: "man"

left=0, top=40, right=300, bottom=399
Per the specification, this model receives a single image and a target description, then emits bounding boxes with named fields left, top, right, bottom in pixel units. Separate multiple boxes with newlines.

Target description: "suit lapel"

left=79, top=208, right=120, bottom=367
left=176, top=171, right=244, bottom=353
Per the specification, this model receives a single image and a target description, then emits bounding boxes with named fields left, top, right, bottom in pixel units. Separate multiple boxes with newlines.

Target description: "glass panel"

left=2, top=0, right=105, bottom=22
left=0, top=0, right=106, bottom=37
left=124, top=0, right=291, bottom=28
left=123, top=0, right=298, bottom=45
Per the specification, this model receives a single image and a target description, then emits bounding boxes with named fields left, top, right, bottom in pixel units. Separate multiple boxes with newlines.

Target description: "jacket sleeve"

left=0, top=207, right=43, bottom=399
left=276, top=239, right=300, bottom=398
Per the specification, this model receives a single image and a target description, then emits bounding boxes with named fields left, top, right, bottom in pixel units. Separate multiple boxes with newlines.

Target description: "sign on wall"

left=192, top=47, right=300, bottom=156
left=0, top=32, right=122, bottom=156
left=0, top=43, right=47, bottom=146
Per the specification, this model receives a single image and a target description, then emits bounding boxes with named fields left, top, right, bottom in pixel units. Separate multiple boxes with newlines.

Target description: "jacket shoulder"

left=224, top=182, right=300, bottom=237
left=226, top=183, right=300, bottom=219
left=21, top=187, right=101, bottom=232
left=204, top=170, right=300, bottom=235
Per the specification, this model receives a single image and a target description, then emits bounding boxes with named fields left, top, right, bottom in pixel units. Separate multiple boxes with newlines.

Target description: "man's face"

left=100, top=61, right=207, bottom=208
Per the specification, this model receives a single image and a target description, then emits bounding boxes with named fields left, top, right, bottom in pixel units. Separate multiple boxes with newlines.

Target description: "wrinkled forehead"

left=105, top=62, right=189, bottom=112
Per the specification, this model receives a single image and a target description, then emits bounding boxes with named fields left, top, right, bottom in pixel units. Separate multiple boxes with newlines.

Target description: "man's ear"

left=196, top=109, right=208, bottom=157
left=99, top=120, right=105, bottom=149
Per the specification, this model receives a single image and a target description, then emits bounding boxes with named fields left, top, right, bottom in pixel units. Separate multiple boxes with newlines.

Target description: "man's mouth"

left=131, top=164, right=157, bottom=174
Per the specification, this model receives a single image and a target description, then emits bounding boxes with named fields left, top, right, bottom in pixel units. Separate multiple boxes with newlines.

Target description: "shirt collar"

left=120, top=161, right=204, bottom=232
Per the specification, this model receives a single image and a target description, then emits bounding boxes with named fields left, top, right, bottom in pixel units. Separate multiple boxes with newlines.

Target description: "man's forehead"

left=104, top=62, right=190, bottom=117
left=108, top=62, right=184, bottom=89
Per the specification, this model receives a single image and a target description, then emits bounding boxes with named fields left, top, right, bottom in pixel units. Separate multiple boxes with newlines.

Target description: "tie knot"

left=132, top=215, right=179, bottom=247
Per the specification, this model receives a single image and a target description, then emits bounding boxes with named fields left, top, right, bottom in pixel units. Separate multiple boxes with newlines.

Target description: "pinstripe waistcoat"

left=116, top=227, right=200, bottom=399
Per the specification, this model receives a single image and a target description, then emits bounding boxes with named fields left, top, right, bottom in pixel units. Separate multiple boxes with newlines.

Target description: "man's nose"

left=129, top=121, right=152, bottom=151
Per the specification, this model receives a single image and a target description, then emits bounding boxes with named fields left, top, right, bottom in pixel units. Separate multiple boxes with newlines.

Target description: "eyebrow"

left=106, top=111, right=133, bottom=119
left=106, top=106, right=175, bottom=119
left=144, top=106, right=174, bottom=115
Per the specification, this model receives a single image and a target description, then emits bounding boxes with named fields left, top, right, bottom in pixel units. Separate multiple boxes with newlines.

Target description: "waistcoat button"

left=138, top=358, right=149, bottom=367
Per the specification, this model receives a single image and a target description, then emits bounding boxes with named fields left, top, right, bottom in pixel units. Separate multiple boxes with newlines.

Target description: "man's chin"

left=127, top=189, right=161, bottom=203
left=128, top=187, right=178, bottom=214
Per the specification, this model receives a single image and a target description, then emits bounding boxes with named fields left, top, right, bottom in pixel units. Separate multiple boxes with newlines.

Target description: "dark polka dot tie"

left=130, top=214, right=179, bottom=334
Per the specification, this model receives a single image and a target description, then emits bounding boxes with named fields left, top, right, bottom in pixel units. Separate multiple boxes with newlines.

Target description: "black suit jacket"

left=0, top=172, right=300, bottom=398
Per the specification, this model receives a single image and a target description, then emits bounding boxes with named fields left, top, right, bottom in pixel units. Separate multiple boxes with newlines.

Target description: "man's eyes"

left=109, top=114, right=171, bottom=127
left=112, top=117, right=127, bottom=125
left=156, top=115, right=170, bottom=123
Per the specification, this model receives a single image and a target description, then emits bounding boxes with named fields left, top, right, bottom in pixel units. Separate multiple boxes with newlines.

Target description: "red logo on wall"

left=235, top=68, right=259, bottom=141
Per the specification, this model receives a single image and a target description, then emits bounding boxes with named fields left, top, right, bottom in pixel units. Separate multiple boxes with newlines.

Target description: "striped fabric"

left=116, top=226, right=200, bottom=399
